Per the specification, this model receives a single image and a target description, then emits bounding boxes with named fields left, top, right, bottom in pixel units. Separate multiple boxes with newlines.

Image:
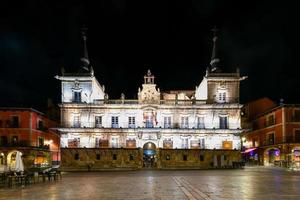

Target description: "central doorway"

left=143, top=142, right=156, bottom=168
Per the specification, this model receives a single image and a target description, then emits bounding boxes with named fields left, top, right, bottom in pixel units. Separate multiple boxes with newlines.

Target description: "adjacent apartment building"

left=242, top=98, right=300, bottom=168
left=0, top=108, right=60, bottom=171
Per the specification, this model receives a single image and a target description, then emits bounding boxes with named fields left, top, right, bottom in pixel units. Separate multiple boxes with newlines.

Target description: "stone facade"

left=60, top=148, right=241, bottom=171
left=55, top=31, right=247, bottom=170
left=60, top=148, right=142, bottom=171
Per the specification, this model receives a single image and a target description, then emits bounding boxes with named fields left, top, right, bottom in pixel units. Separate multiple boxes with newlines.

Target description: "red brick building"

left=0, top=108, right=60, bottom=171
left=242, top=98, right=300, bottom=168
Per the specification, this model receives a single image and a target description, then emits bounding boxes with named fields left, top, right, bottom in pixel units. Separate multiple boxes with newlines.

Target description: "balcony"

left=82, top=99, right=207, bottom=105
left=260, top=136, right=300, bottom=146
left=0, top=140, right=50, bottom=149
left=0, top=120, right=20, bottom=128
left=60, top=122, right=241, bottom=130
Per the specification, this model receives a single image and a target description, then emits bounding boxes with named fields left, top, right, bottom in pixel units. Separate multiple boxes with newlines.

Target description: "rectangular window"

left=128, top=117, right=136, bottom=128
left=73, top=116, right=80, bottom=128
left=218, top=91, right=226, bottom=102
left=37, top=120, right=44, bottom=130
left=163, top=139, right=173, bottom=149
left=267, top=133, right=275, bottom=145
left=0, top=136, right=8, bottom=146
left=111, top=137, right=119, bottom=148
left=38, top=137, right=44, bottom=147
left=181, top=117, right=189, bottom=128
left=146, top=116, right=153, bottom=128
left=73, top=91, right=81, bottom=103
left=164, top=116, right=171, bottom=128
left=200, top=138, right=205, bottom=149
left=68, top=138, right=80, bottom=148
left=95, top=116, right=102, bottom=128
left=183, top=155, right=188, bottom=161
left=219, top=116, right=228, bottom=129
left=166, top=155, right=170, bottom=160
left=295, top=130, right=300, bottom=142
left=95, top=138, right=100, bottom=148
left=11, top=116, right=19, bottom=128
left=96, top=154, right=101, bottom=160
left=112, top=154, right=117, bottom=160
left=200, top=155, right=205, bottom=161
left=74, top=153, right=79, bottom=160
left=294, top=110, right=300, bottom=122
left=181, top=138, right=189, bottom=149
left=266, top=114, right=275, bottom=126
left=111, top=116, right=119, bottom=128
left=12, top=136, right=18, bottom=144
left=197, top=117, right=205, bottom=129
left=129, top=154, right=134, bottom=161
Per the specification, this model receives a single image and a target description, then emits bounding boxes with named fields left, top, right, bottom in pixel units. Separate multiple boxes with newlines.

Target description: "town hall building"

left=55, top=28, right=247, bottom=170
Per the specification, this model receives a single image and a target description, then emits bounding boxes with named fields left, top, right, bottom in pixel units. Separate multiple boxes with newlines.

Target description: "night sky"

left=1, top=1, right=299, bottom=112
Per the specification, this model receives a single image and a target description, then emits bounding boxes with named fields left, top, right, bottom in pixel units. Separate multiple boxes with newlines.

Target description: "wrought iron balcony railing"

left=60, top=122, right=242, bottom=130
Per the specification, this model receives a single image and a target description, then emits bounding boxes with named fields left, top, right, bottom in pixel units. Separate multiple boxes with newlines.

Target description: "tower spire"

left=210, top=26, right=220, bottom=72
left=80, top=26, right=90, bottom=71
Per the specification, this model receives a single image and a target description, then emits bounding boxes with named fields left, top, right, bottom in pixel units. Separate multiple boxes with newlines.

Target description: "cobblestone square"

left=1, top=167, right=300, bottom=200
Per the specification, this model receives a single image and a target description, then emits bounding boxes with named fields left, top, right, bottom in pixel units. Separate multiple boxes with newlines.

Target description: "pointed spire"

left=210, top=26, right=220, bottom=72
left=80, top=26, right=90, bottom=71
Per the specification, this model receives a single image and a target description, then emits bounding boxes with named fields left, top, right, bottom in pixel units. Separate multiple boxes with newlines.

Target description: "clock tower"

left=138, top=70, right=161, bottom=104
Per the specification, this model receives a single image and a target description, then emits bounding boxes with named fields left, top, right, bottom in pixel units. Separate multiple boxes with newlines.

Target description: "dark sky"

left=1, top=0, right=299, bottom=112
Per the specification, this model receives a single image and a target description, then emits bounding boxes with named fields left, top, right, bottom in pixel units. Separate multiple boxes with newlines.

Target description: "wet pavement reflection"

left=1, top=167, right=300, bottom=200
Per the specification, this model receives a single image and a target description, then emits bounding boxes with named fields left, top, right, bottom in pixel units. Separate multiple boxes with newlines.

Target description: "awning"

left=242, top=147, right=257, bottom=154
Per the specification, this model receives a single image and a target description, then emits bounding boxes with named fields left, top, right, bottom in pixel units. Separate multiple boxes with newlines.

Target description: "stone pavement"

left=1, top=167, right=300, bottom=200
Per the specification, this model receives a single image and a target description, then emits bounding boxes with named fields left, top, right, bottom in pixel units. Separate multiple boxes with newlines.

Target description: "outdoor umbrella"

left=15, top=152, right=24, bottom=172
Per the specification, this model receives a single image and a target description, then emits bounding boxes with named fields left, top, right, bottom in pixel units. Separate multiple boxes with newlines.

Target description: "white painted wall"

left=195, top=77, right=207, bottom=100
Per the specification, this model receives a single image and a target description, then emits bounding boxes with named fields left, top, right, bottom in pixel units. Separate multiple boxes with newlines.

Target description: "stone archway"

left=0, top=152, right=6, bottom=172
left=264, top=148, right=280, bottom=166
left=143, top=142, right=157, bottom=168
left=291, top=147, right=300, bottom=168
left=7, top=150, right=22, bottom=171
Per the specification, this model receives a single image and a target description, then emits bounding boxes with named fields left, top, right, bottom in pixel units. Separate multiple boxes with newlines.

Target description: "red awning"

left=242, top=148, right=257, bottom=154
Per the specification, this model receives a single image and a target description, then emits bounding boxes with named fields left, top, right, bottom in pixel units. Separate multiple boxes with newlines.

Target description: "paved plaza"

left=1, top=167, right=300, bottom=200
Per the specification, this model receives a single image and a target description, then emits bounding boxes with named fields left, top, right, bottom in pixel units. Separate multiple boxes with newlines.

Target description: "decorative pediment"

left=138, top=70, right=161, bottom=104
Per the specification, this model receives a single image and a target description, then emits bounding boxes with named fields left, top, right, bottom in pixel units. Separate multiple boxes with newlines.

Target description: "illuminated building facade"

left=56, top=28, right=247, bottom=170
left=0, top=108, right=60, bottom=171
left=242, top=98, right=300, bottom=168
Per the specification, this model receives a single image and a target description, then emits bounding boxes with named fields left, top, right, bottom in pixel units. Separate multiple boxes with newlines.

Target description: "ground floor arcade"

left=242, top=143, right=300, bottom=168
left=0, top=147, right=58, bottom=172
